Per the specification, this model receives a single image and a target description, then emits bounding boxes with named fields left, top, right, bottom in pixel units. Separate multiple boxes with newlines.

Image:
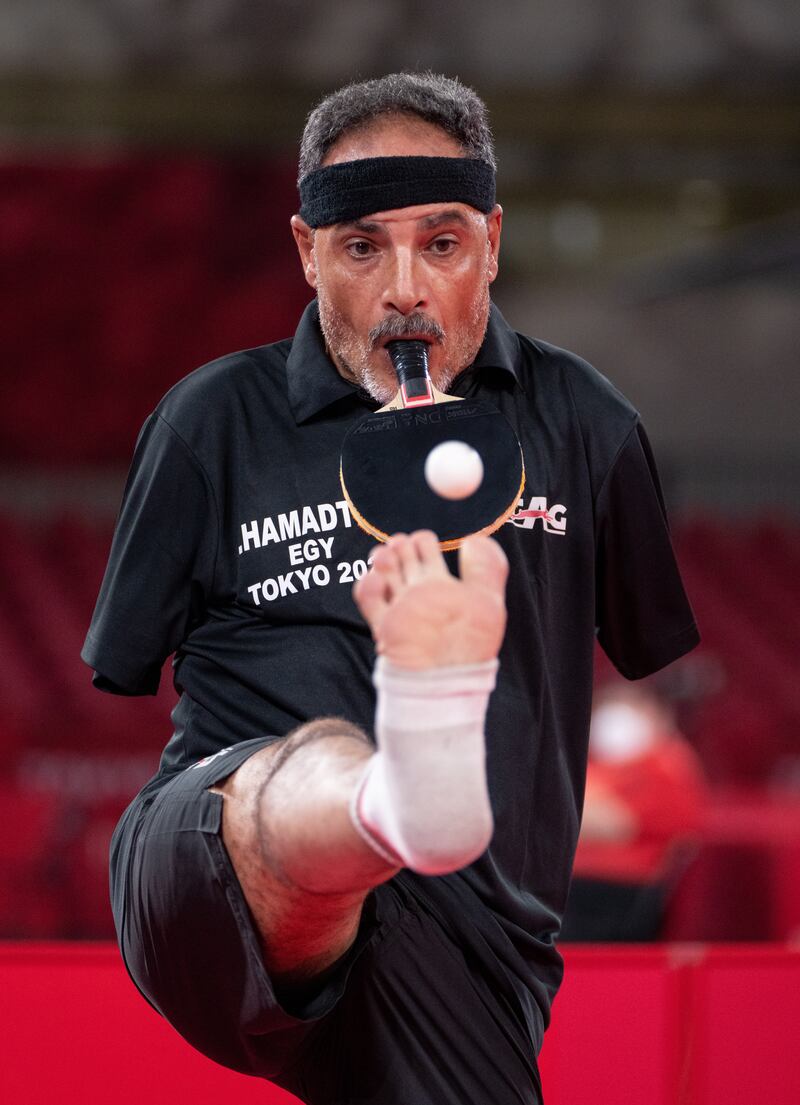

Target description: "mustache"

left=369, top=313, right=445, bottom=348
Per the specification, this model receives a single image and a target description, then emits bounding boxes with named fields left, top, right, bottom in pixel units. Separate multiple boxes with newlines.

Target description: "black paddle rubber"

left=340, top=341, right=525, bottom=550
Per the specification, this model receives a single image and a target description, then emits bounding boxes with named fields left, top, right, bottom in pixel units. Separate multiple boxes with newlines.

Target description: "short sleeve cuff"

left=611, top=621, right=701, bottom=681
left=81, top=632, right=163, bottom=696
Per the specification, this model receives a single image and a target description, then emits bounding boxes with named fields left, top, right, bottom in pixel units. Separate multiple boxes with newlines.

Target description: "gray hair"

left=298, top=71, right=496, bottom=184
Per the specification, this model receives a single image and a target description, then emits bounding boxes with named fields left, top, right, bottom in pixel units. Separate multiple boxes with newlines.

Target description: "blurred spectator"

left=561, top=683, right=707, bottom=942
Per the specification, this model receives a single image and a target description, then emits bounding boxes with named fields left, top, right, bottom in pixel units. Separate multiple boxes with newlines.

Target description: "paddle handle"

left=377, top=340, right=459, bottom=411
left=386, top=340, right=433, bottom=405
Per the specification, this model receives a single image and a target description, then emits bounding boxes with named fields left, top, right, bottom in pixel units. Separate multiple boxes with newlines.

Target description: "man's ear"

left=291, top=215, right=318, bottom=289
left=486, top=204, right=502, bottom=284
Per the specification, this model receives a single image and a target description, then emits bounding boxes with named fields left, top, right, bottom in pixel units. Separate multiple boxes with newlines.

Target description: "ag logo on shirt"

left=507, top=496, right=567, bottom=536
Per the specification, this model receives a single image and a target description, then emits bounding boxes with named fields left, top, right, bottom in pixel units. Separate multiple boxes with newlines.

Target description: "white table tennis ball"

left=424, top=440, right=484, bottom=500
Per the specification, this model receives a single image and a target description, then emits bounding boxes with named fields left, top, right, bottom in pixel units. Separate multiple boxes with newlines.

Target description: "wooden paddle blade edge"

left=438, top=454, right=526, bottom=550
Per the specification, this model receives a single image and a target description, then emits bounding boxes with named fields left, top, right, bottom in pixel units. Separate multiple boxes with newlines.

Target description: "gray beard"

left=353, top=358, right=459, bottom=405
left=317, top=293, right=490, bottom=405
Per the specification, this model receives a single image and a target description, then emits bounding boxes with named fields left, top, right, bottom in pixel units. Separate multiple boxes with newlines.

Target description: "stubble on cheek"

left=316, top=279, right=398, bottom=404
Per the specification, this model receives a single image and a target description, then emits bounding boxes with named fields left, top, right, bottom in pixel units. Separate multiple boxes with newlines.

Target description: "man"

left=83, top=72, right=699, bottom=1104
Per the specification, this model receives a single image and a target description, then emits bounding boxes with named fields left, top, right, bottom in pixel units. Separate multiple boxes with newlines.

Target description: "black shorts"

left=111, top=738, right=543, bottom=1105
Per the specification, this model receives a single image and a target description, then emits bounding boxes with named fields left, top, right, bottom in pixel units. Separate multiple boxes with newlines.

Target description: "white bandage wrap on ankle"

left=351, top=657, right=498, bottom=874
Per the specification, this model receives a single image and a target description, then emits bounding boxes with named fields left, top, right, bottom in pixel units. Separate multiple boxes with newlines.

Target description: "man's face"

left=292, top=117, right=502, bottom=404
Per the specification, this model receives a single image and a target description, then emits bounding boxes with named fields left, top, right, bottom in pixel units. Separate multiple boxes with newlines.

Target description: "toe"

left=392, top=533, right=426, bottom=584
left=369, top=542, right=404, bottom=600
left=459, top=535, right=509, bottom=594
left=353, top=564, right=392, bottom=634
left=410, top=530, right=449, bottom=576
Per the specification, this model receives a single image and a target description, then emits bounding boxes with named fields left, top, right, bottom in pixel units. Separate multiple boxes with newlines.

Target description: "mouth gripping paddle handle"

left=386, top=340, right=434, bottom=406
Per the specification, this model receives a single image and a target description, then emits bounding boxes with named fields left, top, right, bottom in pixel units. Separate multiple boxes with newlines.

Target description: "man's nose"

left=381, top=250, right=428, bottom=316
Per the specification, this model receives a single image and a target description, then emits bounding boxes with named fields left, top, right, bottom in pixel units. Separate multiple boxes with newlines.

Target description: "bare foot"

left=353, top=530, right=508, bottom=669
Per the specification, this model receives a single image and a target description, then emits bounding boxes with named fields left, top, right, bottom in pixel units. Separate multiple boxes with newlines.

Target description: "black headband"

left=298, top=156, right=496, bottom=228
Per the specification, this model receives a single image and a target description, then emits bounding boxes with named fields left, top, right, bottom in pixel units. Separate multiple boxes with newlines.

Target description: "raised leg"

left=213, top=531, right=508, bottom=987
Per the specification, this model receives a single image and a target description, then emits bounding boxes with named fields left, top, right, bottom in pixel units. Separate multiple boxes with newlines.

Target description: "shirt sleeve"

left=81, top=413, right=218, bottom=695
left=595, top=422, right=699, bottom=679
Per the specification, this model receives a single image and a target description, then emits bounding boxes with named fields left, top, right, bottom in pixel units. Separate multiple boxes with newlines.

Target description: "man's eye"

left=345, top=240, right=375, bottom=258
left=428, top=237, right=458, bottom=255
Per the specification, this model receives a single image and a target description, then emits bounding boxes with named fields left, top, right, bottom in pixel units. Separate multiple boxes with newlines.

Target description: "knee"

left=216, top=720, right=370, bottom=804
left=284, top=717, right=372, bottom=752
left=216, top=722, right=373, bottom=881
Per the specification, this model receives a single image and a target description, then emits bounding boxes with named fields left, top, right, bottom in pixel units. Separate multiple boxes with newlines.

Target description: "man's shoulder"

left=156, top=337, right=293, bottom=427
left=515, top=332, right=638, bottom=426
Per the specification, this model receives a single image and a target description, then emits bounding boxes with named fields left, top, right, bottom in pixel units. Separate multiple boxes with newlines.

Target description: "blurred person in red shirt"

left=561, top=682, right=707, bottom=941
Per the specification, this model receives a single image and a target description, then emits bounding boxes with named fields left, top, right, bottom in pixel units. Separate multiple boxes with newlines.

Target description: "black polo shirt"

left=83, top=299, right=698, bottom=1020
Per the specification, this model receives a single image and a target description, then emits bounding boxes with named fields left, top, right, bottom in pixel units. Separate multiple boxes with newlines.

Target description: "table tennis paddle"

left=340, top=340, right=525, bottom=550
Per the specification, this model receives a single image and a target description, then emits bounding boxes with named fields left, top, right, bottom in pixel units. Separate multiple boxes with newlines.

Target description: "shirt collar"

left=463, top=303, right=521, bottom=386
left=286, top=299, right=520, bottom=424
left=286, top=300, right=361, bottom=424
